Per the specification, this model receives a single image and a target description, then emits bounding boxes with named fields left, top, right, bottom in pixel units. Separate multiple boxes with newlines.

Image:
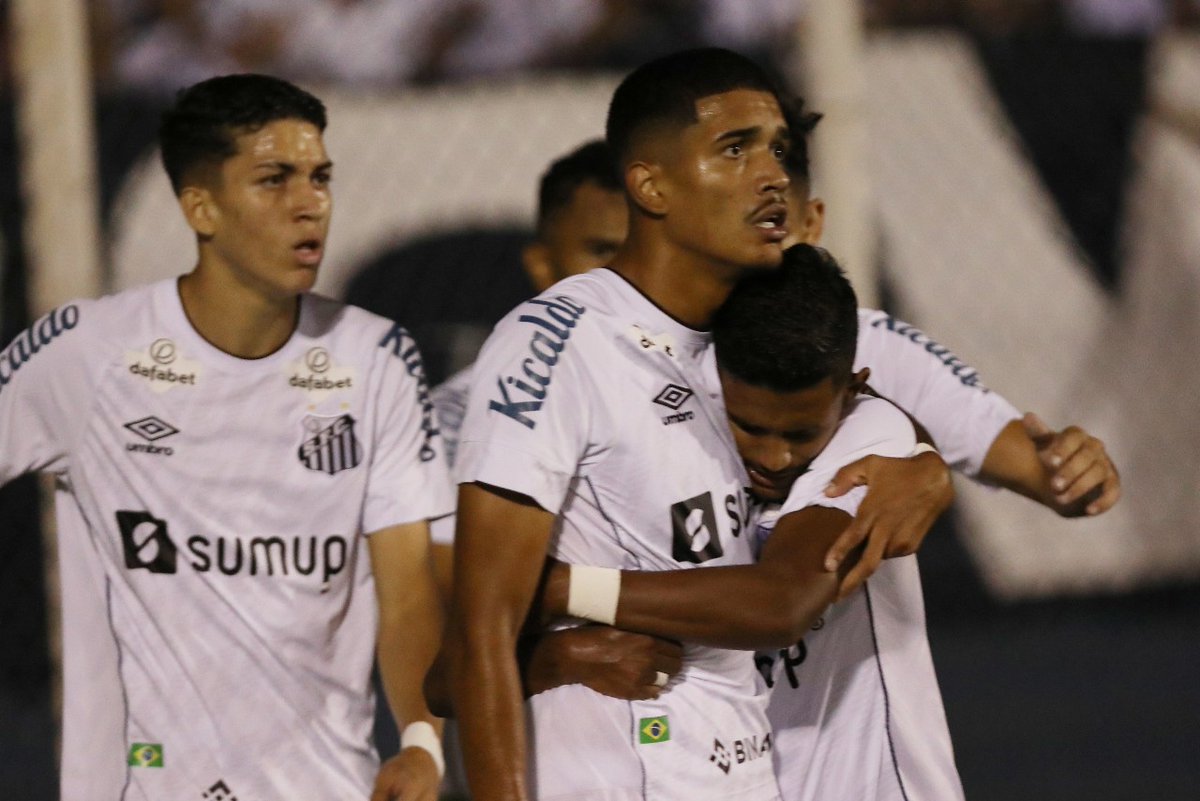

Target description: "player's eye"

left=260, top=173, right=286, bottom=187
left=313, top=171, right=332, bottom=187
left=724, top=143, right=744, bottom=157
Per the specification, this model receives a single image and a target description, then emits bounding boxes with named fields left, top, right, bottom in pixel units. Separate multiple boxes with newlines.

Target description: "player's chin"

left=747, top=481, right=788, bottom=503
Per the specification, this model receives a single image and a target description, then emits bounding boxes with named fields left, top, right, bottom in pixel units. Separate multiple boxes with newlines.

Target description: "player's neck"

left=609, top=236, right=741, bottom=330
left=177, top=269, right=299, bottom=360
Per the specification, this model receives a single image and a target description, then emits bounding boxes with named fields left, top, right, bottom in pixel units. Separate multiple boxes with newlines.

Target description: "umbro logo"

left=124, top=416, right=179, bottom=442
left=123, top=416, right=179, bottom=456
left=654, top=384, right=694, bottom=426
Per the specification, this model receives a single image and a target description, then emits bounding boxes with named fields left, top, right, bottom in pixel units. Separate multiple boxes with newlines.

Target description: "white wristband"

left=566, top=565, right=621, bottom=625
left=400, top=721, right=445, bottom=778
left=908, top=442, right=939, bottom=458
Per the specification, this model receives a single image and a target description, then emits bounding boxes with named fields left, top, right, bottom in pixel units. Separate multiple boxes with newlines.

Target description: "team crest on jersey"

left=202, top=779, right=238, bottom=800
left=125, top=338, right=201, bottom=393
left=298, top=414, right=362, bottom=475
left=287, top=346, right=355, bottom=401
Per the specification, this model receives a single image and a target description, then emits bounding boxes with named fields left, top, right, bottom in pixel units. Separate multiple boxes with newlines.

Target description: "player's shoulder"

left=814, top=395, right=916, bottom=469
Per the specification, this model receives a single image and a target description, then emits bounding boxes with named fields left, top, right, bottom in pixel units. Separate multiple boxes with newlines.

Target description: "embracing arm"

left=545, top=506, right=855, bottom=651
left=369, top=521, right=444, bottom=801
left=446, top=482, right=554, bottom=801
left=980, top=413, right=1120, bottom=516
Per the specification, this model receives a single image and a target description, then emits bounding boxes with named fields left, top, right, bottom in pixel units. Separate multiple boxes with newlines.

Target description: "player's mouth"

left=293, top=237, right=323, bottom=267
left=749, top=202, right=789, bottom=243
left=745, top=463, right=802, bottom=499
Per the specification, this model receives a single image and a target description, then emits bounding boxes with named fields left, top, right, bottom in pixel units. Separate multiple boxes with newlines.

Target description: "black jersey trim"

left=865, top=583, right=913, bottom=801
left=108, top=577, right=134, bottom=800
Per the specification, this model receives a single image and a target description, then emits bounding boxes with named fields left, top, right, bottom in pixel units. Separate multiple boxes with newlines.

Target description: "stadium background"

left=2, top=0, right=1199, bottom=797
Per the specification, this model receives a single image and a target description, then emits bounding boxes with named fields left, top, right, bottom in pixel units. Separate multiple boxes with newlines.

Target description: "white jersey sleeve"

left=0, top=302, right=96, bottom=483
left=455, top=295, right=600, bottom=515
left=365, top=323, right=455, bottom=532
left=855, top=308, right=1019, bottom=477
left=775, top=396, right=916, bottom=524
left=428, top=365, right=475, bottom=546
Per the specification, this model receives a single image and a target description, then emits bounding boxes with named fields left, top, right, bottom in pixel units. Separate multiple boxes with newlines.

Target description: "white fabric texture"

left=0, top=279, right=453, bottom=799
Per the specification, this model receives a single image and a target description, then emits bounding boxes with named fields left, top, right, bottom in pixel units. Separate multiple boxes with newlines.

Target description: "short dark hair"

left=159, top=74, right=327, bottom=194
left=714, top=244, right=858, bottom=392
left=536, top=139, right=621, bottom=235
left=781, top=98, right=822, bottom=185
left=606, top=48, right=783, bottom=164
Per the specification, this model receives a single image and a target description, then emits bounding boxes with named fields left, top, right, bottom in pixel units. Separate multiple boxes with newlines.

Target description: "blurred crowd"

left=80, top=0, right=1200, bottom=98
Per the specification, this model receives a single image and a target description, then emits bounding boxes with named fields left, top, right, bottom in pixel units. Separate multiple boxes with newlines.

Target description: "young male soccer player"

left=540, top=243, right=963, bottom=799
left=0, top=75, right=450, bottom=800
left=443, top=48, right=952, bottom=801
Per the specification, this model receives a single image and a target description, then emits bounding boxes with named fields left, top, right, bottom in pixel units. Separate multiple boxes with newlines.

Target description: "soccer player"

left=0, top=75, right=450, bottom=800
left=443, top=48, right=952, bottom=801
left=541, top=242, right=1120, bottom=800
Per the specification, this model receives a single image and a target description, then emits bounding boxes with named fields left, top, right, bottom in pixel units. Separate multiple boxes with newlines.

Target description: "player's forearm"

left=451, top=624, right=532, bottom=801
left=613, top=565, right=838, bottom=650
left=377, top=582, right=444, bottom=729
left=979, top=419, right=1055, bottom=505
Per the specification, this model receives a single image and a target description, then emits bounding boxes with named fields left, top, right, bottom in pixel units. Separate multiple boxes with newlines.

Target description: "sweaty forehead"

left=693, top=89, right=785, bottom=132
left=234, top=119, right=327, bottom=163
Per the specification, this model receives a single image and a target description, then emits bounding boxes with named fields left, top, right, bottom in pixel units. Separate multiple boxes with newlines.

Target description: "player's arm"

left=369, top=521, right=444, bottom=801
left=542, top=506, right=854, bottom=650
left=980, top=413, right=1120, bottom=516
left=445, top=482, right=555, bottom=801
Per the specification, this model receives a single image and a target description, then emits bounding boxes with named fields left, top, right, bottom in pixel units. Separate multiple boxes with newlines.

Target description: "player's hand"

left=526, top=625, right=683, bottom=700
left=1023, top=413, right=1120, bottom=517
left=370, top=746, right=440, bottom=801
left=823, top=450, right=954, bottom=600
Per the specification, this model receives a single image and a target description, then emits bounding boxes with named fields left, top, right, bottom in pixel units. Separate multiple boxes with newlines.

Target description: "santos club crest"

left=298, top=414, right=362, bottom=475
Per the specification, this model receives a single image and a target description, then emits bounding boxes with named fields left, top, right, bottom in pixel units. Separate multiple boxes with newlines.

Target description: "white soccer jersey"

left=433, top=307, right=1021, bottom=546
left=456, top=268, right=779, bottom=801
left=0, top=279, right=453, bottom=800
left=753, top=396, right=964, bottom=801
left=854, top=309, right=1019, bottom=476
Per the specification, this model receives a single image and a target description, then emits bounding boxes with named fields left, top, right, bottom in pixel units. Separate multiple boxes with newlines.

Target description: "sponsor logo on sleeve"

left=298, top=414, right=362, bottom=474
left=488, top=296, right=587, bottom=430
left=378, top=325, right=440, bottom=462
left=127, top=742, right=163, bottom=767
left=871, top=315, right=990, bottom=391
left=123, top=415, right=179, bottom=456
left=287, top=346, right=356, bottom=400
left=126, top=338, right=201, bottom=393
left=0, top=304, right=80, bottom=397
left=670, top=492, right=723, bottom=563
left=638, top=715, right=671, bottom=744
left=653, top=383, right=695, bottom=425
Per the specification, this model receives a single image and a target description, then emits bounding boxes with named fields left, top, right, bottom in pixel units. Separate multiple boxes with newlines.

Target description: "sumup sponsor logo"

left=0, top=304, right=80, bottom=397
left=379, top=325, right=439, bottom=461
left=488, top=296, right=587, bottom=429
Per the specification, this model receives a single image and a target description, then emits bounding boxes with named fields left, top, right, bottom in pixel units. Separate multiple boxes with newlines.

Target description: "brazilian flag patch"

left=128, top=742, right=164, bottom=768
left=638, top=715, right=670, bottom=744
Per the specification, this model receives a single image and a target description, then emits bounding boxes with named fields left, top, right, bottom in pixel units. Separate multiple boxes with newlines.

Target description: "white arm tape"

left=908, top=442, right=940, bottom=458
left=400, top=721, right=445, bottom=778
left=566, top=565, right=621, bottom=625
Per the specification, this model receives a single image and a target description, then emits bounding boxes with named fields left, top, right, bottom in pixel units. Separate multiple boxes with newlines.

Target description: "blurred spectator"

left=276, top=0, right=475, bottom=87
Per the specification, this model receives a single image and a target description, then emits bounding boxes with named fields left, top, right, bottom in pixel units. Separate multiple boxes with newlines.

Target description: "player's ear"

left=521, top=242, right=556, bottom=293
left=179, top=185, right=218, bottom=239
left=798, top=197, right=825, bottom=245
left=626, top=160, right=668, bottom=217
left=848, top=367, right=870, bottom=397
